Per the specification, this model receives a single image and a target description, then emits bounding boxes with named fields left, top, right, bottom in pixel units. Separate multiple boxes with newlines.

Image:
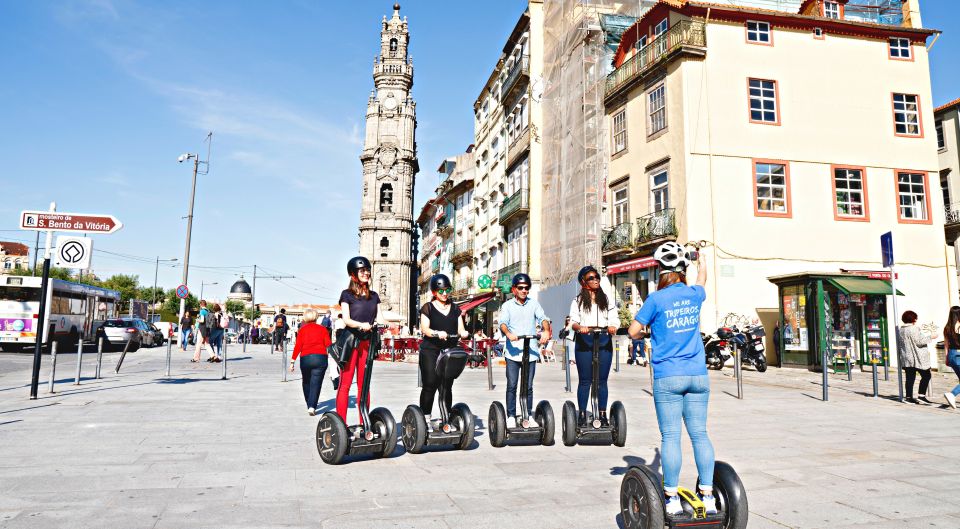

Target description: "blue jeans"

left=180, top=330, right=191, bottom=351
left=948, top=350, right=960, bottom=397
left=210, top=329, right=224, bottom=356
left=575, top=346, right=612, bottom=411
left=653, top=375, right=715, bottom=493
left=630, top=339, right=646, bottom=362
left=505, top=358, right=536, bottom=418
left=300, top=354, right=328, bottom=409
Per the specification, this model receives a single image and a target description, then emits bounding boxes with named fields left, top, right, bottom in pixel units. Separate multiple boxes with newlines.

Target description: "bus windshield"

left=0, top=286, right=41, bottom=303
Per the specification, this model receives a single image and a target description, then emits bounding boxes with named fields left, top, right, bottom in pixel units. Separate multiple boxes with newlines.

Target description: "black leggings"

left=904, top=367, right=931, bottom=398
left=419, top=346, right=453, bottom=415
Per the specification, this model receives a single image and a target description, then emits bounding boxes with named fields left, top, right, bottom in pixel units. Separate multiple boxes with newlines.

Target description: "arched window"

left=389, top=38, right=398, bottom=56
left=380, top=237, right=389, bottom=258
left=380, top=183, right=394, bottom=212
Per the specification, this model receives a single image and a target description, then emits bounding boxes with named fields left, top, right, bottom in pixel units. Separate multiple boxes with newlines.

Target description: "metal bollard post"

left=872, top=360, right=879, bottom=398
left=417, top=357, right=423, bottom=388
left=614, top=340, right=620, bottom=373
left=75, top=338, right=88, bottom=385
left=564, top=342, right=572, bottom=393
left=281, top=338, right=288, bottom=382
left=95, top=337, right=104, bottom=379
left=734, top=347, right=743, bottom=400
left=165, top=337, right=172, bottom=377
left=221, top=334, right=228, bottom=380
left=846, top=357, right=852, bottom=382
left=48, top=341, right=58, bottom=394
left=883, top=354, right=889, bottom=381
left=115, top=338, right=133, bottom=373
left=822, top=346, right=829, bottom=402
left=486, top=346, right=493, bottom=391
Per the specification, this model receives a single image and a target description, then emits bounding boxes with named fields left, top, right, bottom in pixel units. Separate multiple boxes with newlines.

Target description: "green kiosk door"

left=825, top=276, right=902, bottom=367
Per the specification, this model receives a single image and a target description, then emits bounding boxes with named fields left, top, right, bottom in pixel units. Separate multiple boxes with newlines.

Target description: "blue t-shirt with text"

left=635, top=283, right=708, bottom=379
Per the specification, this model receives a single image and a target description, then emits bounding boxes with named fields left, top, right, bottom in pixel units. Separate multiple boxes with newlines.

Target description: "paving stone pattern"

left=0, top=344, right=959, bottom=528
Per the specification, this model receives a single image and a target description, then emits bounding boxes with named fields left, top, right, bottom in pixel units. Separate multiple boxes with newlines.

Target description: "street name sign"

left=53, top=236, right=92, bottom=270
left=20, top=210, right=123, bottom=234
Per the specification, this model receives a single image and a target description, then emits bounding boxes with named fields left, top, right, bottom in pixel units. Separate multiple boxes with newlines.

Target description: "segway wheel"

left=620, top=465, right=665, bottom=529
left=369, top=407, right=398, bottom=458
left=700, top=461, right=749, bottom=529
left=488, top=401, right=506, bottom=448
left=316, top=412, right=349, bottom=465
left=451, top=402, right=475, bottom=451
left=610, top=400, right=627, bottom=447
left=401, top=405, right=427, bottom=454
left=535, top=400, right=555, bottom=446
left=755, top=357, right=767, bottom=373
left=561, top=401, right=577, bottom=447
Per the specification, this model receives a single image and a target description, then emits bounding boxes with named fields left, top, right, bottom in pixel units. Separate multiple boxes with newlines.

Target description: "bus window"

left=0, top=286, right=41, bottom=303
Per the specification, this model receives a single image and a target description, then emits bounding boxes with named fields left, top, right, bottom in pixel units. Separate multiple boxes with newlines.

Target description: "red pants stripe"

left=336, top=339, right=370, bottom=424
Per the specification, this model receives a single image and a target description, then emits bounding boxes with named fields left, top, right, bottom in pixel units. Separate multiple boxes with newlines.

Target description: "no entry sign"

left=176, top=285, right=190, bottom=299
left=20, top=210, right=123, bottom=234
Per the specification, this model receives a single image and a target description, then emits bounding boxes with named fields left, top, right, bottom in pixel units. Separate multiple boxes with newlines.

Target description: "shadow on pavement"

left=0, top=419, right=24, bottom=426
left=609, top=450, right=661, bottom=476
left=0, top=402, right=60, bottom=415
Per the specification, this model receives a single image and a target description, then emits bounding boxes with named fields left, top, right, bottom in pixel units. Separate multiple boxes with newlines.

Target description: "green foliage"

left=138, top=286, right=166, bottom=306
left=618, top=304, right=633, bottom=329
left=243, top=307, right=262, bottom=322
left=14, top=265, right=75, bottom=281
left=163, top=288, right=199, bottom=315
left=224, top=299, right=245, bottom=317
left=99, top=274, right=140, bottom=311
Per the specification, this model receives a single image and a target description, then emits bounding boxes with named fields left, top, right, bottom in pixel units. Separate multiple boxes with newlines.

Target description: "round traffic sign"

left=176, top=284, right=190, bottom=299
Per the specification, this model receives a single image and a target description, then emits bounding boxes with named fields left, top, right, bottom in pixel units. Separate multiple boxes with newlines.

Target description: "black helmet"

left=577, top=265, right=599, bottom=284
left=429, top=274, right=452, bottom=292
left=347, top=256, right=372, bottom=276
left=511, top=273, right=532, bottom=288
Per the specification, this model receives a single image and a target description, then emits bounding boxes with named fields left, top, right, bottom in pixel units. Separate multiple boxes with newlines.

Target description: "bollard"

left=564, top=341, right=572, bottom=393
left=165, top=336, right=172, bottom=377
left=846, top=357, right=852, bottom=382
left=883, top=355, right=889, bottom=381
left=872, top=360, right=879, bottom=398
left=95, top=337, right=104, bottom=379
left=614, top=339, right=620, bottom=373
left=221, top=333, right=228, bottom=380
left=281, top=338, right=288, bottom=382
left=822, top=346, right=829, bottom=402
left=115, top=338, right=133, bottom=373
left=734, top=347, right=743, bottom=400
left=47, top=341, right=58, bottom=394
left=486, top=346, right=493, bottom=391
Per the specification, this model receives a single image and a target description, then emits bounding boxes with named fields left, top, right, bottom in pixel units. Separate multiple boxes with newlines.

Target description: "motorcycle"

left=703, top=328, right=734, bottom=370
left=704, top=325, right=767, bottom=372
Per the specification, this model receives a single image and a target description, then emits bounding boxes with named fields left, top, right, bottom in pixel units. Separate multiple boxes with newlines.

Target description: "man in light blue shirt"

left=498, top=273, right=552, bottom=427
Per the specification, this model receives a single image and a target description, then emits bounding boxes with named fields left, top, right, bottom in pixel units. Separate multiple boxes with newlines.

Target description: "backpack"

left=220, top=313, right=230, bottom=329
left=276, top=315, right=285, bottom=329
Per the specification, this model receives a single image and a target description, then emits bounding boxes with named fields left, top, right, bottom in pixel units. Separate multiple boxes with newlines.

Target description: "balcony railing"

left=499, top=188, right=530, bottom=224
left=636, top=208, right=678, bottom=246
left=451, top=239, right=475, bottom=264
left=500, top=55, right=530, bottom=103
left=496, top=260, right=529, bottom=282
left=605, top=20, right=706, bottom=101
left=506, top=127, right=530, bottom=169
left=430, top=258, right=440, bottom=274
left=602, top=222, right=634, bottom=254
left=946, top=203, right=960, bottom=226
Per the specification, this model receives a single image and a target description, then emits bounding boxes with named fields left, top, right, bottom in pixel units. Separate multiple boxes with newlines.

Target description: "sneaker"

left=307, top=408, right=315, bottom=416
left=905, top=397, right=918, bottom=404
left=506, top=416, right=517, bottom=429
left=578, top=410, right=588, bottom=427
left=424, top=415, right=434, bottom=433
left=917, top=396, right=932, bottom=405
left=527, top=416, right=539, bottom=428
left=700, top=493, right=718, bottom=515
left=665, top=495, right=683, bottom=516
left=946, top=392, right=958, bottom=409
left=599, top=411, right=609, bottom=428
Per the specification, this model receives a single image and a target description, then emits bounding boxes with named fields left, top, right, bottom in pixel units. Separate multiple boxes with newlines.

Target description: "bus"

left=0, top=275, right=121, bottom=352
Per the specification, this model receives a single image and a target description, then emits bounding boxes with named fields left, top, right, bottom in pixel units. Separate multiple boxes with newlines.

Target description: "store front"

left=769, top=272, right=902, bottom=369
left=605, top=256, right=658, bottom=311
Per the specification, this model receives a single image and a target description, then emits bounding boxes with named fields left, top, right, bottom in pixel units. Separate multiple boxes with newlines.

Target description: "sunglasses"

left=583, top=275, right=600, bottom=282
left=436, top=288, right=451, bottom=295
left=356, top=269, right=371, bottom=275
left=515, top=286, right=530, bottom=291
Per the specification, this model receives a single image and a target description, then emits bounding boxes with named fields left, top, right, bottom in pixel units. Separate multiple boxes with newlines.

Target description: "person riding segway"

left=561, top=266, right=626, bottom=447
left=622, top=243, right=748, bottom=528
left=316, top=256, right=397, bottom=464
left=487, top=273, right=555, bottom=447
left=402, top=274, right=476, bottom=453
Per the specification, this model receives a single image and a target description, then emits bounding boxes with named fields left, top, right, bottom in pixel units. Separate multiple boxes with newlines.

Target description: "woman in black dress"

left=418, top=274, right=469, bottom=430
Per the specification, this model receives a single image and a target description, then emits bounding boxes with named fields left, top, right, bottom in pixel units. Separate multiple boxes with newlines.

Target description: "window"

left=2, top=261, right=10, bottom=270
left=613, top=186, right=629, bottom=225
left=653, top=18, right=668, bottom=56
left=648, top=84, right=666, bottom=135
left=746, top=21, right=771, bottom=44
left=612, top=109, right=627, bottom=153
left=936, top=120, right=945, bottom=150
left=379, top=183, right=394, bottom=213
left=389, top=38, right=398, bottom=57
left=814, top=27, right=824, bottom=39
left=823, top=1, right=841, bottom=19
left=897, top=171, right=929, bottom=222
left=832, top=167, right=868, bottom=220
left=748, top=79, right=779, bottom=124
left=636, top=35, right=648, bottom=50
left=754, top=160, right=790, bottom=216
left=889, top=37, right=911, bottom=59
left=892, top=93, right=922, bottom=136
left=650, top=170, right=669, bottom=212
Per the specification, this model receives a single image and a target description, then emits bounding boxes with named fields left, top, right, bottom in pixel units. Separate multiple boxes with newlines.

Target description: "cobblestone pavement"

left=0, top=343, right=958, bottom=528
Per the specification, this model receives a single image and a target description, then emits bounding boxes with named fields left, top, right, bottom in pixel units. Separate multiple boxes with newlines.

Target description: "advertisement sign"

left=1, top=318, right=33, bottom=333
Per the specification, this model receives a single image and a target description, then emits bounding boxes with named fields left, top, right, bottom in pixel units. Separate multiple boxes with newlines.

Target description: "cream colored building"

left=603, top=0, right=952, bottom=368
left=937, top=98, right=960, bottom=271
left=0, top=242, right=29, bottom=274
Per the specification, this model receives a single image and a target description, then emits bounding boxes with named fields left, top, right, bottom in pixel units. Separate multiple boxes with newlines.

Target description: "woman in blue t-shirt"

left=628, top=242, right=716, bottom=517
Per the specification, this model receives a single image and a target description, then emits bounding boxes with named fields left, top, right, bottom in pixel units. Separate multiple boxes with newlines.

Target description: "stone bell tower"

left=358, top=3, right=419, bottom=323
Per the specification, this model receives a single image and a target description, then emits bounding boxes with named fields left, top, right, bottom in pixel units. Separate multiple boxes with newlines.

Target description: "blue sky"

left=2, top=1, right=958, bottom=305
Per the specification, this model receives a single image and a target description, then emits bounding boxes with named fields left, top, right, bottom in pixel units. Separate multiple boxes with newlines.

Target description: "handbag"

left=327, top=329, right=355, bottom=369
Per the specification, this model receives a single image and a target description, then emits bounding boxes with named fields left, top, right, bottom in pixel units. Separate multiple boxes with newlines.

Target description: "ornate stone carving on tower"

left=358, top=3, right=419, bottom=324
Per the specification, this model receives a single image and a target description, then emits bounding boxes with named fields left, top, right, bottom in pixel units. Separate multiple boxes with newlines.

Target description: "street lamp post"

left=176, top=133, right=212, bottom=326
left=150, top=257, right=177, bottom=323
left=200, top=281, right=218, bottom=301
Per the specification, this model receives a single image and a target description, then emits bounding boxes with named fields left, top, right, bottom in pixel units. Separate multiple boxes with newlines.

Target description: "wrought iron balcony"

left=430, top=258, right=440, bottom=274
left=499, top=188, right=530, bottom=225
left=602, top=222, right=634, bottom=254
left=946, top=203, right=960, bottom=226
left=605, top=20, right=706, bottom=103
left=636, top=208, right=678, bottom=247
left=451, top=239, right=475, bottom=265
left=496, top=260, right=528, bottom=282
left=506, top=127, right=530, bottom=169
left=452, top=277, right=473, bottom=300
left=500, top=55, right=530, bottom=105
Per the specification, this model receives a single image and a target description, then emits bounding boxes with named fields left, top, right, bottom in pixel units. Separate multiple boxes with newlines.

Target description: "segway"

left=561, top=327, right=626, bottom=446
left=316, top=327, right=397, bottom=464
left=620, top=461, right=748, bottom=529
left=488, top=335, right=555, bottom=447
left=401, top=346, right=476, bottom=453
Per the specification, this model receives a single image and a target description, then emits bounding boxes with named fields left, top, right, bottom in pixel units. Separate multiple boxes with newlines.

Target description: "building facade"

left=937, top=98, right=960, bottom=274
left=358, top=3, right=419, bottom=325
left=602, top=0, right=951, bottom=368
left=0, top=242, right=29, bottom=273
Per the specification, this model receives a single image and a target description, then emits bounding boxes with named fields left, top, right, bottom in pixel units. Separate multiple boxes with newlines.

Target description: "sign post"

left=881, top=232, right=903, bottom=403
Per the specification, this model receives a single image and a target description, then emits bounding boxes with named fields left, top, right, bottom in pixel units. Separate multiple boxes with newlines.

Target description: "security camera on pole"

left=176, top=133, right=213, bottom=328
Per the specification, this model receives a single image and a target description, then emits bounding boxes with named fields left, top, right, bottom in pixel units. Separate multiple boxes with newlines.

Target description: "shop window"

left=753, top=160, right=790, bottom=217
left=892, top=93, right=922, bottom=137
left=647, top=83, right=666, bottom=136
left=746, top=21, right=771, bottom=44
left=832, top=166, right=868, bottom=221
left=936, top=120, right=945, bottom=150
left=650, top=169, right=669, bottom=212
left=612, top=109, right=627, bottom=154
left=888, top=37, right=911, bottom=60
left=749, top=79, right=779, bottom=125
left=897, top=171, right=930, bottom=223
left=780, top=284, right=809, bottom=362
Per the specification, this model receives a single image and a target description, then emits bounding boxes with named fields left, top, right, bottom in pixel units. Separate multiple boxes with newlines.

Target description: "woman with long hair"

left=418, top=274, right=469, bottom=430
left=628, top=242, right=716, bottom=517
left=567, top=265, right=618, bottom=426
left=942, top=306, right=960, bottom=409
left=336, top=256, right=384, bottom=424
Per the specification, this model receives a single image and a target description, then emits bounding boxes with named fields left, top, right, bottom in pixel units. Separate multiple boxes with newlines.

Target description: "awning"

left=458, top=293, right=496, bottom=312
left=607, top=256, right=657, bottom=275
left=827, top=276, right=904, bottom=296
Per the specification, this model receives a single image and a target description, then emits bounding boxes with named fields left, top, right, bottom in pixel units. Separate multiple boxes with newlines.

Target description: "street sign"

left=477, top=274, right=492, bottom=289
left=20, top=210, right=123, bottom=234
left=53, top=236, right=92, bottom=270
left=880, top=232, right=894, bottom=268
left=176, top=285, right=190, bottom=299
left=496, top=275, right=512, bottom=293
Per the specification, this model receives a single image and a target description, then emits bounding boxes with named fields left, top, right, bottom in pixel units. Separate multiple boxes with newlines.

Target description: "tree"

left=100, top=274, right=141, bottom=311
left=163, top=288, right=199, bottom=315
left=139, top=286, right=167, bottom=307
left=224, top=299, right=245, bottom=317
left=243, top=306, right=262, bottom=322
left=15, top=266, right=76, bottom=281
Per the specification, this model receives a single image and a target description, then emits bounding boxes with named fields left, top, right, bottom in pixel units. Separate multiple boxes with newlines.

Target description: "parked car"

left=147, top=323, right=165, bottom=347
left=153, top=322, right=178, bottom=343
left=94, top=318, right=147, bottom=352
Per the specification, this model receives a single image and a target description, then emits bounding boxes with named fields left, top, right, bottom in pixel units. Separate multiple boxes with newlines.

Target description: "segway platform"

left=561, top=328, right=627, bottom=447
left=401, top=346, right=476, bottom=453
left=487, top=335, right=555, bottom=447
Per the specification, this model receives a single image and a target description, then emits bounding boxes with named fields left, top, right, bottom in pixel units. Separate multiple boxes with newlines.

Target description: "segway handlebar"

left=577, top=326, right=612, bottom=334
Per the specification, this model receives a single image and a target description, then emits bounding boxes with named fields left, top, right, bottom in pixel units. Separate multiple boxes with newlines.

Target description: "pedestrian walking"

left=273, top=308, right=288, bottom=352
left=179, top=310, right=193, bottom=351
left=897, top=310, right=934, bottom=404
left=320, top=310, right=333, bottom=334
left=558, top=316, right=575, bottom=365
left=943, top=306, right=960, bottom=409
left=251, top=325, right=259, bottom=345
left=192, top=300, right=217, bottom=362
left=208, top=304, right=225, bottom=362
left=333, top=313, right=346, bottom=341
left=289, top=309, right=332, bottom=416
left=568, top=265, right=619, bottom=426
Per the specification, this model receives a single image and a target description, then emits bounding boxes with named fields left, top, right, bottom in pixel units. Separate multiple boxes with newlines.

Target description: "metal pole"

left=47, top=341, right=58, bottom=394
left=221, top=331, right=228, bottom=380
left=178, top=155, right=200, bottom=329
left=822, top=337, right=829, bottom=402
left=734, top=344, right=743, bottom=400
left=115, top=337, right=133, bottom=373
left=847, top=356, right=853, bottom=381
left=282, top=337, right=288, bottom=382
left=150, top=256, right=159, bottom=323
left=564, top=339, right=572, bottom=393
left=32, top=231, right=40, bottom=272
left=890, top=264, right=903, bottom=402
left=95, top=337, right=104, bottom=379
left=614, top=337, right=620, bottom=373
left=165, top=334, right=172, bottom=377
left=486, top=342, right=493, bottom=391
left=872, top=358, right=879, bottom=398
left=29, top=212, right=54, bottom=399
left=244, top=264, right=257, bottom=354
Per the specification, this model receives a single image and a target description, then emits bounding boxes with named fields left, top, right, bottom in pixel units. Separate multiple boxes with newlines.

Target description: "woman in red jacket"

left=289, top=308, right=332, bottom=416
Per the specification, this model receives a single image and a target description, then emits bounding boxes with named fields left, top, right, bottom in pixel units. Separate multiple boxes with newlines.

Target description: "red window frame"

left=894, top=170, right=932, bottom=225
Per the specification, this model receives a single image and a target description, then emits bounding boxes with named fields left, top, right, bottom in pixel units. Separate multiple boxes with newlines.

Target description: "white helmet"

left=654, top=241, right=689, bottom=273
